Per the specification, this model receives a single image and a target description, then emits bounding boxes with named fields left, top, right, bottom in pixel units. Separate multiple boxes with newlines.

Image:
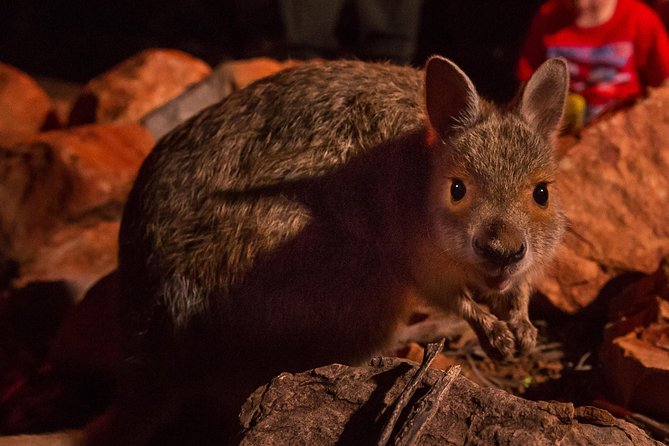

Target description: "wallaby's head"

left=418, top=56, right=568, bottom=296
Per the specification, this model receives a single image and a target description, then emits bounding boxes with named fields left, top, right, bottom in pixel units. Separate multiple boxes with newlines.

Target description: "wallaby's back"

left=120, top=61, right=424, bottom=323
left=114, top=61, right=428, bottom=444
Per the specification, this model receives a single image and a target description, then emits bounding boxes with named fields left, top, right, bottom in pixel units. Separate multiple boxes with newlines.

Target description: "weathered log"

left=239, top=358, right=661, bottom=445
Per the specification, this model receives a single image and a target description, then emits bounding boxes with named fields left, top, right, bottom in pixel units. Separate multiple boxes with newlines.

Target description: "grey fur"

left=91, top=57, right=568, bottom=445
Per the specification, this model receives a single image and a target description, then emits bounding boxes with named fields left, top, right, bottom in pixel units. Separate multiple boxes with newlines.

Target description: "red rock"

left=0, top=63, right=57, bottom=145
left=142, top=58, right=303, bottom=140
left=539, top=85, right=669, bottom=312
left=14, top=221, right=120, bottom=303
left=395, top=342, right=458, bottom=371
left=68, top=48, right=211, bottom=126
left=34, top=76, right=82, bottom=129
left=34, top=124, right=154, bottom=217
left=50, top=270, right=120, bottom=376
left=219, top=57, right=303, bottom=91
left=0, top=124, right=153, bottom=264
left=599, top=257, right=669, bottom=420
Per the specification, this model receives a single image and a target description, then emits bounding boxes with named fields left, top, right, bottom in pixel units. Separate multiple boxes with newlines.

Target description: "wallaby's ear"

left=519, top=58, right=569, bottom=138
left=425, top=56, right=480, bottom=138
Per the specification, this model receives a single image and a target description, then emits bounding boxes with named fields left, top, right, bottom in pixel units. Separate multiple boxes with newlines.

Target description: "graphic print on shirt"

left=547, top=42, right=633, bottom=119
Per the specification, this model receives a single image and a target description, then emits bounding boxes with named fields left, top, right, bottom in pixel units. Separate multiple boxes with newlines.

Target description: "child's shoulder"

left=617, top=0, right=665, bottom=31
left=622, top=0, right=663, bottom=19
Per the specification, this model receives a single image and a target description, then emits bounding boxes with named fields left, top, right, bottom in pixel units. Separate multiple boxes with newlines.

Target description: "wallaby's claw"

left=508, top=318, right=538, bottom=356
left=478, top=320, right=516, bottom=361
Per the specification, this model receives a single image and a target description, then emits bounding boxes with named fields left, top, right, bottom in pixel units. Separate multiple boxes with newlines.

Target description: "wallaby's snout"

left=472, top=222, right=527, bottom=268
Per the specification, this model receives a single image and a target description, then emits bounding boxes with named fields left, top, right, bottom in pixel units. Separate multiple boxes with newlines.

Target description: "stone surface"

left=239, top=359, right=660, bottom=445
left=0, top=431, right=83, bottom=446
left=221, top=57, right=302, bottom=91
left=68, top=48, right=211, bottom=126
left=34, top=76, right=82, bottom=127
left=0, top=124, right=153, bottom=263
left=142, top=57, right=301, bottom=140
left=0, top=63, right=57, bottom=146
left=599, top=256, right=669, bottom=421
left=50, top=270, right=120, bottom=377
left=15, top=221, right=120, bottom=303
left=539, top=86, right=669, bottom=312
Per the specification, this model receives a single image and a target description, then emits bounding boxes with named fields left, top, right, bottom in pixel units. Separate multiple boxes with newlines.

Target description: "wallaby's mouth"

left=483, top=273, right=512, bottom=291
left=477, top=263, right=524, bottom=292
left=473, top=249, right=531, bottom=293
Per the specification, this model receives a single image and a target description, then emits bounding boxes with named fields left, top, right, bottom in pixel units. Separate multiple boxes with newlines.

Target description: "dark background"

left=1, top=1, right=546, bottom=102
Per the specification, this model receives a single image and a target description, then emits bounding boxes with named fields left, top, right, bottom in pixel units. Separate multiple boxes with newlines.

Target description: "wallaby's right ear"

left=519, top=58, right=569, bottom=138
left=425, top=56, right=480, bottom=138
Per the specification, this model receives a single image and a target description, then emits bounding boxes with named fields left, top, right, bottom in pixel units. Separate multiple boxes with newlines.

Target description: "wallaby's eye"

left=533, top=182, right=549, bottom=206
left=450, top=179, right=466, bottom=202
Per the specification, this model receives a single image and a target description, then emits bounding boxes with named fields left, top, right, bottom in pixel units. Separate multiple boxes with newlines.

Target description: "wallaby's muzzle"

left=472, top=222, right=527, bottom=268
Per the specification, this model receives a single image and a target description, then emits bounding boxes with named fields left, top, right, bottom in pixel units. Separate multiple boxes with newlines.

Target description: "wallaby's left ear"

left=425, top=56, right=480, bottom=138
left=519, top=58, right=569, bottom=138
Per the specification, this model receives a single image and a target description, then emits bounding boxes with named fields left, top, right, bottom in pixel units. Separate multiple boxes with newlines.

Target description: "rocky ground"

left=0, top=49, right=668, bottom=444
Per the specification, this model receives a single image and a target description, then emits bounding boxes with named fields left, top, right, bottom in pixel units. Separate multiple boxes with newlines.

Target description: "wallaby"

left=89, top=56, right=568, bottom=445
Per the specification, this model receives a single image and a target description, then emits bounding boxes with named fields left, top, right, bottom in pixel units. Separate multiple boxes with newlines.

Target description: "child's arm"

left=636, top=4, right=669, bottom=87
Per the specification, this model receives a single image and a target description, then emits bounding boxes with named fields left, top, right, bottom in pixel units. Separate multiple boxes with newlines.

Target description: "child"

left=518, top=0, right=669, bottom=125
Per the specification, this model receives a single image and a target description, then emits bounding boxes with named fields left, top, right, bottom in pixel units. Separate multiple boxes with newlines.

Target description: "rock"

left=0, top=63, right=58, bottom=146
left=0, top=280, right=74, bottom=361
left=0, top=124, right=153, bottom=263
left=30, top=124, right=153, bottom=219
left=239, top=359, right=660, bottom=445
left=68, top=48, right=211, bottom=126
left=34, top=76, right=82, bottom=128
left=220, top=57, right=302, bottom=91
left=0, top=280, right=79, bottom=436
left=50, top=270, right=120, bottom=380
left=0, top=252, right=19, bottom=290
left=394, top=342, right=459, bottom=372
left=142, top=57, right=302, bottom=140
left=15, top=221, right=120, bottom=303
left=540, top=86, right=669, bottom=311
left=600, top=256, right=669, bottom=421
left=0, top=430, right=83, bottom=446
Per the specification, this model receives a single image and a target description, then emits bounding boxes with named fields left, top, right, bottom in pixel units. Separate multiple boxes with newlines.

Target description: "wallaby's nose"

left=473, top=226, right=527, bottom=266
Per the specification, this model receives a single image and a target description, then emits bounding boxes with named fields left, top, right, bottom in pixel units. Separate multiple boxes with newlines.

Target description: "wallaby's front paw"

left=478, top=320, right=515, bottom=361
left=508, top=318, right=537, bottom=356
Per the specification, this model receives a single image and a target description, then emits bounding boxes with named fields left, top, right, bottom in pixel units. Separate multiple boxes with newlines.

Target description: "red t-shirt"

left=518, top=0, right=669, bottom=120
